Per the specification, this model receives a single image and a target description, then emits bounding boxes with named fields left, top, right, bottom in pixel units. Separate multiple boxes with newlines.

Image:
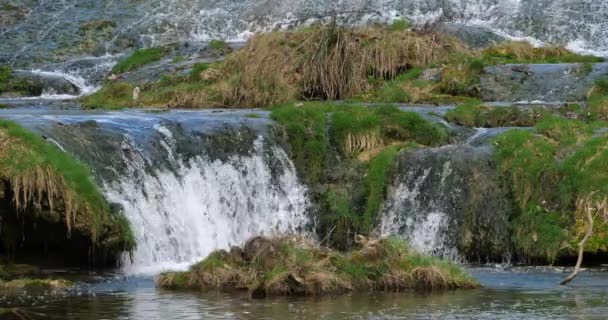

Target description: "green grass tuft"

left=112, top=48, right=166, bottom=74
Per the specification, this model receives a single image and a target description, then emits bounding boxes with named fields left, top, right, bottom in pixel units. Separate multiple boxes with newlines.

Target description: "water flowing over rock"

left=1, top=110, right=311, bottom=274
left=481, top=63, right=608, bottom=102
left=1, top=0, right=607, bottom=70
left=380, top=132, right=513, bottom=263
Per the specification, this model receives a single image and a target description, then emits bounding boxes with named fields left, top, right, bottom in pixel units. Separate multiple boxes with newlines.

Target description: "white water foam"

left=105, top=133, right=310, bottom=275
left=380, top=166, right=461, bottom=261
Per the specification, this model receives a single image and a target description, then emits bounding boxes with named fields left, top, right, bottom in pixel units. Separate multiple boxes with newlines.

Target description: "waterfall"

left=1, top=110, right=311, bottom=275
left=379, top=143, right=513, bottom=263
left=108, top=134, right=309, bottom=274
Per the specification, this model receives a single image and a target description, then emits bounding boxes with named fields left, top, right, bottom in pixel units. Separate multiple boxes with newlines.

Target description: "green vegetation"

left=587, top=78, right=608, bottom=120
left=481, top=41, right=603, bottom=64
left=494, top=115, right=608, bottom=263
left=271, top=102, right=447, bottom=249
left=389, top=19, right=411, bottom=31
left=208, top=39, right=228, bottom=51
left=0, top=66, right=40, bottom=97
left=112, top=47, right=167, bottom=74
left=0, top=119, right=134, bottom=252
left=0, top=278, right=73, bottom=294
left=444, top=100, right=542, bottom=127
left=157, top=236, right=478, bottom=297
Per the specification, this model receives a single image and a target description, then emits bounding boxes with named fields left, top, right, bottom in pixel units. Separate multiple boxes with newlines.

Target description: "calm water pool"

left=3, top=267, right=608, bottom=319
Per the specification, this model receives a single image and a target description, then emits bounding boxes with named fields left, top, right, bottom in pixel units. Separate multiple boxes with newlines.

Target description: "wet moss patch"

left=494, top=116, right=608, bottom=263
left=157, top=236, right=478, bottom=297
left=112, top=47, right=167, bottom=74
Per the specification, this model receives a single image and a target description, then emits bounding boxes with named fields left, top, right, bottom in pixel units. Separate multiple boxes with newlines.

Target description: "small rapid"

left=379, top=127, right=515, bottom=263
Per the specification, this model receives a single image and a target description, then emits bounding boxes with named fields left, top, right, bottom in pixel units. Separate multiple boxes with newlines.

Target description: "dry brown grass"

left=482, top=41, right=571, bottom=62
left=207, top=25, right=471, bottom=107
left=157, top=235, right=478, bottom=298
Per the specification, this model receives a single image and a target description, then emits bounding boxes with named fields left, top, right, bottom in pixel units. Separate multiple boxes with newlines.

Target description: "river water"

left=2, top=268, right=603, bottom=319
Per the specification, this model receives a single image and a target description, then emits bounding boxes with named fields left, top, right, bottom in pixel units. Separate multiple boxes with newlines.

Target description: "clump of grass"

left=112, top=48, right=167, bottom=74
left=389, top=19, right=411, bottom=31
left=0, top=120, right=134, bottom=252
left=157, top=236, right=478, bottom=297
left=436, top=59, right=484, bottom=97
left=81, top=82, right=135, bottom=109
left=208, top=39, right=228, bottom=51
left=445, top=100, right=542, bottom=128
left=215, top=24, right=470, bottom=106
left=482, top=41, right=603, bottom=64
left=587, top=78, right=608, bottom=120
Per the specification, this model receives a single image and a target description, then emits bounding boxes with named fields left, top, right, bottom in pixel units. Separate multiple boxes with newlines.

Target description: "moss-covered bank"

left=0, top=119, right=134, bottom=266
left=494, top=111, right=608, bottom=263
left=271, top=102, right=448, bottom=249
left=157, top=236, right=478, bottom=297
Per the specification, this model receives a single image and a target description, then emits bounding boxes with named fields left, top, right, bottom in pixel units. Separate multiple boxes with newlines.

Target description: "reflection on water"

left=5, top=268, right=608, bottom=319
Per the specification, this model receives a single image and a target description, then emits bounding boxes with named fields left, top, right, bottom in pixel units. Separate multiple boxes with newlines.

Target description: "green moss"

left=188, top=62, right=211, bottom=82
left=0, top=278, right=73, bottom=292
left=112, top=48, right=167, bottom=74
left=389, top=19, right=411, bottom=31
left=81, top=82, right=135, bottom=109
left=362, top=145, right=402, bottom=228
left=494, top=116, right=608, bottom=262
left=445, top=101, right=541, bottom=128
left=208, top=39, right=228, bottom=50
left=0, top=120, right=134, bottom=251
left=0, top=66, right=40, bottom=96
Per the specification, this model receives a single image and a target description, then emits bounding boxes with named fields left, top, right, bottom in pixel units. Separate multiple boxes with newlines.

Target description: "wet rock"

left=480, top=63, right=608, bottom=102
left=14, top=71, right=80, bottom=96
left=435, top=23, right=505, bottom=49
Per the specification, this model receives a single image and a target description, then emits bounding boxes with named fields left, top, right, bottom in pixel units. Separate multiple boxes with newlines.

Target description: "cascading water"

left=1, top=110, right=311, bottom=274
left=1, top=0, right=607, bottom=70
left=379, top=129, right=514, bottom=263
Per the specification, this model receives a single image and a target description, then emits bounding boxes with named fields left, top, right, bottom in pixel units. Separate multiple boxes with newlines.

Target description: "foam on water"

left=103, top=130, right=310, bottom=275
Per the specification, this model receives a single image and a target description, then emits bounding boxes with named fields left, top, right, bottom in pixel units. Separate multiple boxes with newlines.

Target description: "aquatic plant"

left=157, top=236, right=478, bottom=297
